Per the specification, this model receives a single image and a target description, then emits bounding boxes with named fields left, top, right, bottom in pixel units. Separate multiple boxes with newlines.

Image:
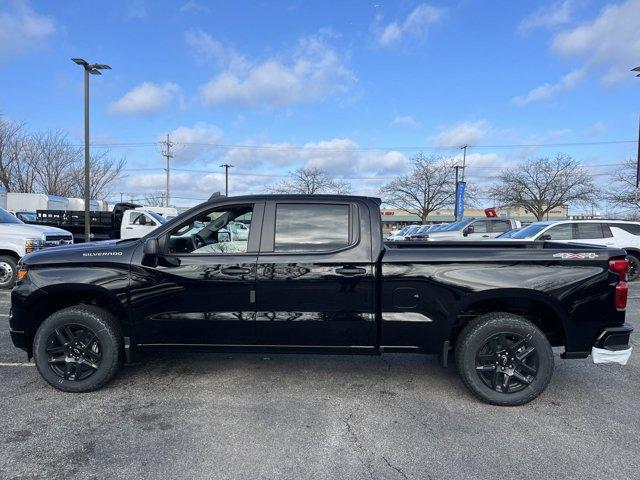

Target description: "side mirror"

left=463, top=226, right=474, bottom=236
left=538, top=234, right=551, bottom=241
left=142, top=238, right=159, bottom=267
left=139, top=215, right=147, bottom=226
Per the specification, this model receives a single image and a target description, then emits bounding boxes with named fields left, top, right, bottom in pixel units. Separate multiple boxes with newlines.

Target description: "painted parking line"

left=0, top=362, right=34, bottom=367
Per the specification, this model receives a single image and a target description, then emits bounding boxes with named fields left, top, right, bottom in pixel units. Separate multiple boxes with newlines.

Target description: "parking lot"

left=0, top=288, right=638, bottom=480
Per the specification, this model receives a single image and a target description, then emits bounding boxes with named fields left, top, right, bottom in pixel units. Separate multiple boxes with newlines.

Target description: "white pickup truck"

left=27, top=202, right=167, bottom=243
left=415, top=217, right=522, bottom=241
left=0, top=207, right=73, bottom=288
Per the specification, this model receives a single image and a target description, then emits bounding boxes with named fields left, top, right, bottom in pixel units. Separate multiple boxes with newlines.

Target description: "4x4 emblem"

left=552, top=252, right=599, bottom=259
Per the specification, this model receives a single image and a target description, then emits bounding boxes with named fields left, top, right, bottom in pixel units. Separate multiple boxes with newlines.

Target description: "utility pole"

left=460, top=144, right=468, bottom=181
left=220, top=163, right=234, bottom=196
left=160, top=134, right=174, bottom=207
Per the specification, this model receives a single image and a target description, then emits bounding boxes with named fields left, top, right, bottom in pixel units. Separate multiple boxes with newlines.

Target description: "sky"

left=1, top=0, right=640, bottom=211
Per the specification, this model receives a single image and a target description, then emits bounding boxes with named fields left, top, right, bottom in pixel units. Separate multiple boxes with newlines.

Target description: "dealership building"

left=380, top=205, right=568, bottom=233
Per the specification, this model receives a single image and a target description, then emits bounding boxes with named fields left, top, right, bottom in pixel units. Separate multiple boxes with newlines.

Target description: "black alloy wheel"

left=33, top=305, right=123, bottom=392
left=45, top=324, right=102, bottom=381
left=455, top=312, right=554, bottom=406
left=475, top=332, right=538, bottom=393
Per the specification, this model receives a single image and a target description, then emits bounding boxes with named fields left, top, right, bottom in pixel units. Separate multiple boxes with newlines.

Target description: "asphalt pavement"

left=1, top=287, right=639, bottom=480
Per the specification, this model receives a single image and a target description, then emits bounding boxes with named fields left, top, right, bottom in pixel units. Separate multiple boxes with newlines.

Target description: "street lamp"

left=71, top=58, right=111, bottom=242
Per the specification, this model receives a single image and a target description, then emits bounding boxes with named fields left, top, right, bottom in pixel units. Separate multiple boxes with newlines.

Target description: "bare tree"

left=267, top=167, right=352, bottom=194
left=379, top=153, right=464, bottom=223
left=32, top=131, right=81, bottom=196
left=606, top=158, right=640, bottom=217
left=488, top=154, right=599, bottom=221
left=143, top=191, right=166, bottom=207
left=69, top=150, right=126, bottom=199
left=0, top=117, right=26, bottom=191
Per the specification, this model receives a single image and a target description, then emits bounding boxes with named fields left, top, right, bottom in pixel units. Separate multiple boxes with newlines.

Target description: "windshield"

left=0, top=208, right=23, bottom=224
left=146, top=211, right=167, bottom=224
left=442, top=218, right=474, bottom=232
left=16, top=212, right=37, bottom=222
left=416, top=225, right=431, bottom=233
left=509, top=223, right=550, bottom=239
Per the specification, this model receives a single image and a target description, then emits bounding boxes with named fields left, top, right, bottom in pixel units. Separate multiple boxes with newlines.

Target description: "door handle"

left=126, top=227, right=133, bottom=229
left=221, top=266, right=252, bottom=275
left=482, top=235, right=490, bottom=237
left=335, top=266, right=366, bottom=276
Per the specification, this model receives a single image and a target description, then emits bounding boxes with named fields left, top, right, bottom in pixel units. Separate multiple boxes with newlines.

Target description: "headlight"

left=25, top=238, right=44, bottom=253
left=16, top=266, right=28, bottom=282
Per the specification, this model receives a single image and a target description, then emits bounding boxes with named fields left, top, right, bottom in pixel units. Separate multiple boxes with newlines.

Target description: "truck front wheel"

left=0, top=255, right=18, bottom=289
left=33, top=305, right=123, bottom=392
left=454, top=312, right=554, bottom=406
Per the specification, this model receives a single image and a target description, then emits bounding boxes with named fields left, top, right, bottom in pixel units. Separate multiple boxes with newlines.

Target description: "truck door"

left=129, top=202, right=262, bottom=346
left=122, top=211, right=159, bottom=239
left=255, top=201, right=376, bottom=349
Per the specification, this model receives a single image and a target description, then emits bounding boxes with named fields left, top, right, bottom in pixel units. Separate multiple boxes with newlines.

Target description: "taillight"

left=610, top=259, right=629, bottom=310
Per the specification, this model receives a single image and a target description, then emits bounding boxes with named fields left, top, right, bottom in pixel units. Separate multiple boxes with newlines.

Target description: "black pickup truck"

left=10, top=195, right=633, bottom=405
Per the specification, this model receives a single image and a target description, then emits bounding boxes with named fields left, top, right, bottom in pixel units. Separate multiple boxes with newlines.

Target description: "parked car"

left=417, top=218, right=522, bottom=241
left=11, top=195, right=633, bottom=406
left=405, top=224, right=445, bottom=241
left=10, top=211, right=37, bottom=223
left=503, top=220, right=640, bottom=280
left=0, top=207, right=73, bottom=288
left=387, top=224, right=421, bottom=241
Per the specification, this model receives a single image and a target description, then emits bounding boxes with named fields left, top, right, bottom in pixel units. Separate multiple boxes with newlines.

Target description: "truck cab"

left=120, top=208, right=167, bottom=240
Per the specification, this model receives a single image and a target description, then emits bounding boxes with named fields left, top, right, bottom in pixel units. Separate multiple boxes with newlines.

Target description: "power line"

left=76, top=139, right=638, bottom=151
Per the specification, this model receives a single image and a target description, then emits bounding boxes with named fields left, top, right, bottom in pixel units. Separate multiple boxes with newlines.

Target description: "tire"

left=454, top=312, right=554, bottom=406
left=626, top=254, right=640, bottom=282
left=33, top=305, right=123, bottom=392
left=0, top=255, right=18, bottom=289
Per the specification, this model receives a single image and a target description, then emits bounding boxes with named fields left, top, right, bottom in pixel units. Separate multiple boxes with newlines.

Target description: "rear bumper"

left=591, top=324, right=633, bottom=365
left=594, top=324, right=633, bottom=350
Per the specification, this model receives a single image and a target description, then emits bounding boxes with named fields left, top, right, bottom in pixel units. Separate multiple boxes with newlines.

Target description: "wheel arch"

left=0, top=249, right=21, bottom=260
left=448, top=289, right=570, bottom=348
left=25, top=284, right=130, bottom=352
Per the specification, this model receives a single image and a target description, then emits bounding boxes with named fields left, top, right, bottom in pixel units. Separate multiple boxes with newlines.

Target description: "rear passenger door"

left=573, top=223, right=615, bottom=246
left=255, top=201, right=376, bottom=349
left=466, top=220, right=491, bottom=239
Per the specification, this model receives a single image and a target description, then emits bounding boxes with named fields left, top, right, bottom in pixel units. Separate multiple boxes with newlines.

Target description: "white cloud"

left=519, top=0, right=577, bottom=32
left=432, top=120, right=489, bottom=147
left=512, top=68, right=584, bottom=105
left=0, top=0, right=55, bottom=61
left=193, top=31, right=355, bottom=108
left=373, top=3, right=445, bottom=46
left=184, top=28, right=226, bottom=63
left=391, top=115, right=420, bottom=128
left=551, top=0, right=640, bottom=85
left=585, top=121, right=605, bottom=137
left=179, top=1, right=210, bottom=15
left=515, top=0, right=640, bottom=103
left=109, top=82, right=182, bottom=115
left=167, top=122, right=224, bottom=165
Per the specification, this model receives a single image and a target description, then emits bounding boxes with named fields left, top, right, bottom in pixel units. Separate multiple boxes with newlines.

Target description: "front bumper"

left=591, top=324, right=633, bottom=365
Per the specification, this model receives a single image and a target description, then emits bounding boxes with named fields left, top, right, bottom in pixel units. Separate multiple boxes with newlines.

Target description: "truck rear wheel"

left=454, top=312, right=554, bottom=406
left=33, top=305, right=123, bottom=392
left=626, top=254, right=640, bottom=281
left=0, top=255, right=18, bottom=289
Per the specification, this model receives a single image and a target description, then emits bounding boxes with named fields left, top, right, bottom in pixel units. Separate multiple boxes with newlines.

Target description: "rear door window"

left=490, top=220, right=512, bottom=233
left=470, top=220, right=489, bottom=233
left=575, top=223, right=605, bottom=239
left=274, top=203, right=351, bottom=252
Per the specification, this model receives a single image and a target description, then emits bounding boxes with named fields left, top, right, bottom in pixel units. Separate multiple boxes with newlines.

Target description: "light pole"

left=220, top=163, right=234, bottom=196
left=72, top=58, right=111, bottom=242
